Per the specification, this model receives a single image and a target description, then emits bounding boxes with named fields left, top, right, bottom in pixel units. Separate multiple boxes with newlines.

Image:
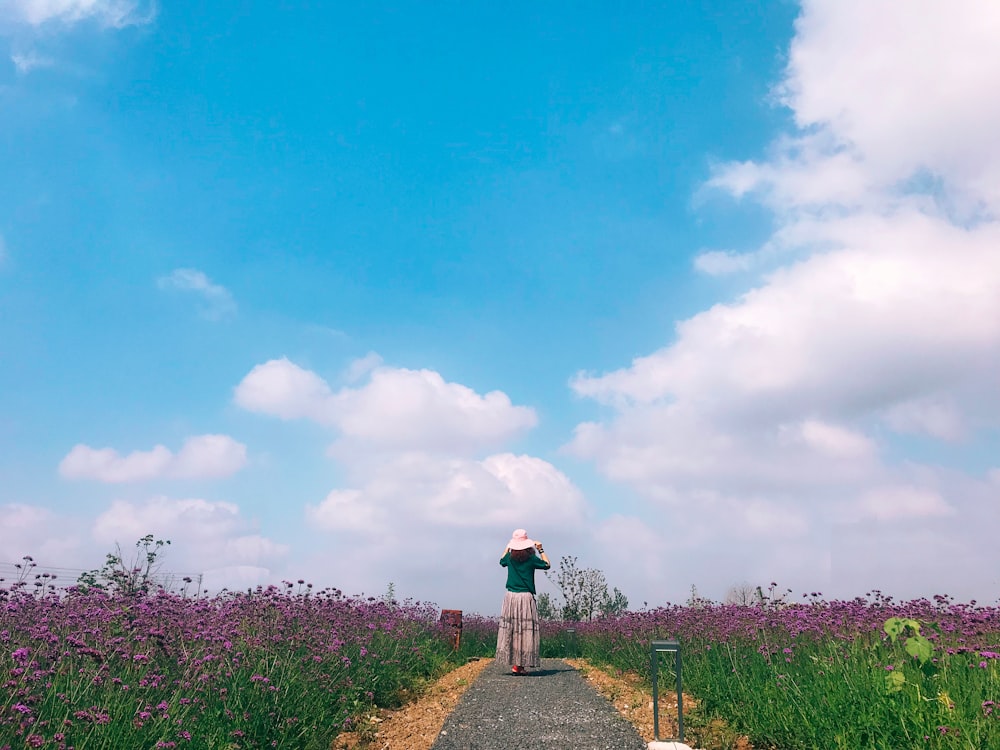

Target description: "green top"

left=500, top=550, right=550, bottom=594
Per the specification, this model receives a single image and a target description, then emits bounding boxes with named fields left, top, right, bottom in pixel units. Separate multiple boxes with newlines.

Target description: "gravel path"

left=429, top=658, right=647, bottom=750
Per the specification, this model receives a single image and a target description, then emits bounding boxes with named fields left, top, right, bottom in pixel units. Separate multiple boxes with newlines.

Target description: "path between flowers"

left=428, top=657, right=647, bottom=750
left=335, top=657, right=705, bottom=750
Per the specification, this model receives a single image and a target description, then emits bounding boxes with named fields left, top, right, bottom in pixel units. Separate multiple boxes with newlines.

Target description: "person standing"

left=495, top=528, right=550, bottom=674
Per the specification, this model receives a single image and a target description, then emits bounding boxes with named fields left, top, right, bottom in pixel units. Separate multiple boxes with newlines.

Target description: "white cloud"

left=709, top=2, right=1000, bottom=217
left=10, top=49, right=53, bottom=73
left=302, top=451, right=587, bottom=608
left=171, top=435, right=248, bottom=479
left=574, top=213, right=1000, bottom=419
left=92, top=496, right=289, bottom=576
left=567, top=0, right=1000, bottom=602
left=0, top=504, right=81, bottom=566
left=307, top=489, right=385, bottom=533
left=3, top=0, right=156, bottom=28
left=233, top=354, right=583, bottom=608
left=795, top=420, right=876, bottom=461
left=235, top=358, right=537, bottom=453
left=59, top=434, right=247, bottom=482
left=0, top=498, right=286, bottom=594
left=853, top=485, right=953, bottom=522
left=780, top=0, right=1000, bottom=209
left=693, top=250, right=753, bottom=276
left=157, top=268, right=237, bottom=321
left=307, top=452, right=585, bottom=535
left=342, top=351, right=383, bottom=383
left=234, top=357, right=332, bottom=421
left=883, top=397, right=964, bottom=441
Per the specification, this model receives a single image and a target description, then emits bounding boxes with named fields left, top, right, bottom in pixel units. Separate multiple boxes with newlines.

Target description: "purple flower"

left=11, top=647, right=30, bottom=664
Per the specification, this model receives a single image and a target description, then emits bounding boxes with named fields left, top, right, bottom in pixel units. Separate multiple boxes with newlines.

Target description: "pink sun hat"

left=506, top=528, right=536, bottom=550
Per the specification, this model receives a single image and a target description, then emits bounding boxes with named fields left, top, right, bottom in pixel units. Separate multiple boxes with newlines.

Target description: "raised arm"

left=534, top=541, right=550, bottom=566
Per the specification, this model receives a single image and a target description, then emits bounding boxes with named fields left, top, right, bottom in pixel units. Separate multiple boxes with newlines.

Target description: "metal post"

left=565, top=628, right=576, bottom=658
left=651, top=644, right=659, bottom=739
left=650, top=639, right=683, bottom=743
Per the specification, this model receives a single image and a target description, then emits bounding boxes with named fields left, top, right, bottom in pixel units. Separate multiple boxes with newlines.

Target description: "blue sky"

left=2, top=0, right=1000, bottom=613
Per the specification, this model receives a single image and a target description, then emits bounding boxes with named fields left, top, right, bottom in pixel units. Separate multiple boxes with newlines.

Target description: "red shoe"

left=511, top=665, right=525, bottom=674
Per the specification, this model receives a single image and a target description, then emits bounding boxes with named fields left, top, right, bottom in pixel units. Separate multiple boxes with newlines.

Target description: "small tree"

left=381, top=581, right=397, bottom=606
left=536, top=592, right=557, bottom=620
left=553, top=555, right=585, bottom=621
left=600, top=586, right=629, bottom=618
left=578, top=567, right=609, bottom=621
left=77, top=534, right=171, bottom=596
left=550, top=555, right=628, bottom=621
left=724, top=581, right=760, bottom=606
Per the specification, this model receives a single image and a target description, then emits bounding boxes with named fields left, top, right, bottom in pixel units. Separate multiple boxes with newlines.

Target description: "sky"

left=2, top=0, right=1000, bottom=615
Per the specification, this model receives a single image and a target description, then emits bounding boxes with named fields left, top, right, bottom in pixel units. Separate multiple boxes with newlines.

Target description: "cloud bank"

left=59, top=434, right=248, bottom=482
left=235, top=357, right=538, bottom=453
left=568, top=0, right=1000, bottom=602
left=0, top=496, right=288, bottom=594
left=236, top=356, right=584, bottom=606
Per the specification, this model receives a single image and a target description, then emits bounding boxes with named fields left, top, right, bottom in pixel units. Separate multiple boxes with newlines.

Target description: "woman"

left=495, top=528, right=551, bottom=674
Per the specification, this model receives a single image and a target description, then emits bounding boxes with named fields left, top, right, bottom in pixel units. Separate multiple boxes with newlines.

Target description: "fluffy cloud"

left=709, top=1, right=1000, bottom=215
left=0, top=498, right=287, bottom=594
left=0, top=504, right=84, bottom=567
left=230, top=353, right=585, bottom=609
left=780, top=0, right=1000, bottom=208
left=569, top=0, right=1000, bottom=601
left=302, top=451, right=587, bottom=609
left=59, top=434, right=247, bottom=482
left=92, top=497, right=289, bottom=578
left=852, top=486, right=953, bottom=523
left=577, top=212, right=1000, bottom=427
left=235, top=357, right=537, bottom=453
left=157, top=268, right=237, bottom=321
left=306, top=452, right=585, bottom=534
left=3, top=0, right=156, bottom=28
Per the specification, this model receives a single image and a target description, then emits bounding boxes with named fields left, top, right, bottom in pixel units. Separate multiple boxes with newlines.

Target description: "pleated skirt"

left=495, top=591, right=541, bottom=667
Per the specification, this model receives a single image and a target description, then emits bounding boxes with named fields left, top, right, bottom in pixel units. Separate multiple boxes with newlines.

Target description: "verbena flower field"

left=4, top=566, right=999, bottom=749
left=1, top=571, right=478, bottom=750
left=533, top=589, right=1000, bottom=749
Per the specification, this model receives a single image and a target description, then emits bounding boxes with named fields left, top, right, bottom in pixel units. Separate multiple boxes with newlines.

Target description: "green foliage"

left=601, top=587, right=629, bottom=618
left=884, top=616, right=933, bottom=666
left=549, top=555, right=628, bottom=621
left=76, top=534, right=172, bottom=596
left=573, top=609, right=1000, bottom=750
left=536, top=592, right=557, bottom=620
left=381, top=581, right=397, bottom=605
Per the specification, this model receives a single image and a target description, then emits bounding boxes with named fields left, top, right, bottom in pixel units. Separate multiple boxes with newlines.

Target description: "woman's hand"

left=535, top=541, right=550, bottom=565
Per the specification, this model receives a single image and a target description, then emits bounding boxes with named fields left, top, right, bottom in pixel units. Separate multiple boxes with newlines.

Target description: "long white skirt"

left=495, top=591, right=541, bottom=667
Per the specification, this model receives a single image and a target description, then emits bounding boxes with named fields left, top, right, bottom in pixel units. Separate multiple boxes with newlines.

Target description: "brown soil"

left=565, top=659, right=753, bottom=750
left=332, top=656, right=752, bottom=750
left=332, top=657, right=491, bottom=750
